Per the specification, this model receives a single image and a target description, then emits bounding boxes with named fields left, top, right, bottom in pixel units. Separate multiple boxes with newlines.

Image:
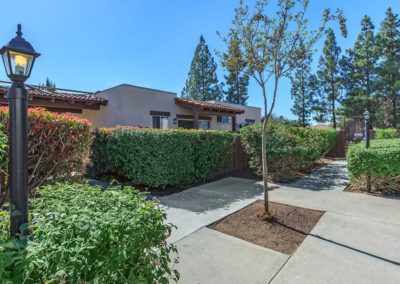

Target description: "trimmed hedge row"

left=0, top=107, right=92, bottom=190
left=88, top=128, right=237, bottom=187
left=240, top=122, right=337, bottom=181
left=346, top=138, right=400, bottom=191
left=0, top=183, right=179, bottom=283
left=375, top=128, right=400, bottom=139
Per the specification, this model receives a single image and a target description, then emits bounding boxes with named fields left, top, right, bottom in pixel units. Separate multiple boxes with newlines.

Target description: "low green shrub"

left=240, top=122, right=337, bottom=181
left=347, top=139, right=400, bottom=192
left=0, top=183, right=179, bottom=283
left=0, top=107, right=92, bottom=191
left=89, top=128, right=237, bottom=188
left=375, top=128, right=400, bottom=139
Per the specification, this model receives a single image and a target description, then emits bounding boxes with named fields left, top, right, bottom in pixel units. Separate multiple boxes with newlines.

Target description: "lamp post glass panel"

left=1, top=24, right=40, bottom=237
left=363, top=110, right=370, bottom=149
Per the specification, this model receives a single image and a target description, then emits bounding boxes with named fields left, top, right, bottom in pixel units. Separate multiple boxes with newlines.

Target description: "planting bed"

left=209, top=200, right=324, bottom=255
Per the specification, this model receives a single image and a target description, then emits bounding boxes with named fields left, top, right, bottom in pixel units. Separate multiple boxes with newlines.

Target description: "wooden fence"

left=216, top=129, right=350, bottom=178
left=213, top=138, right=250, bottom=177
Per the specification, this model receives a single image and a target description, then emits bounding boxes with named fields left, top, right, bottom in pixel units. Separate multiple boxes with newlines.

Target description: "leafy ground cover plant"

left=0, top=107, right=92, bottom=192
left=375, top=128, right=400, bottom=139
left=0, top=183, right=179, bottom=283
left=89, top=127, right=236, bottom=188
left=240, top=122, right=337, bottom=181
left=347, top=138, right=400, bottom=192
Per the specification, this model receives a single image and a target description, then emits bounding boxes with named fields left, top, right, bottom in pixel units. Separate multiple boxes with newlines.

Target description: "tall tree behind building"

left=377, top=7, right=400, bottom=127
left=40, top=77, right=56, bottom=92
left=290, top=49, right=316, bottom=127
left=316, top=28, right=342, bottom=128
left=341, top=16, right=379, bottom=125
left=221, top=32, right=249, bottom=105
left=181, top=35, right=222, bottom=101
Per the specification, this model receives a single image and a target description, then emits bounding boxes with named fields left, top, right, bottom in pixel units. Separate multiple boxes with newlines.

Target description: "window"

left=178, top=120, right=194, bottom=129
left=217, top=115, right=230, bottom=124
left=199, top=120, right=210, bottom=130
left=152, top=116, right=169, bottom=129
left=245, top=119, right=256, bottom=125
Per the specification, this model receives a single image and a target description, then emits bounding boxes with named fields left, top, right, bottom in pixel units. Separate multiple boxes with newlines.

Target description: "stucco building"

left=0, top=82, right=261, bottom=131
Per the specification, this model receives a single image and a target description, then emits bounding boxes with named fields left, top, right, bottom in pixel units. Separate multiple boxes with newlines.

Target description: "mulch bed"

left=209, top=200, right=324, bottom=255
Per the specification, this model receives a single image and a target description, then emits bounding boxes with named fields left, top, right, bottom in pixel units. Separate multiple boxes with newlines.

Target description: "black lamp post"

left=1, top=24, right=40, bottom=237
left=363, top=109, right=371, bottom=192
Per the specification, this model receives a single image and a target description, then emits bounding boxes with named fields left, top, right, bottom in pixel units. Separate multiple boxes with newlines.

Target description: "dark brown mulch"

left=344, top=184, right=400, bottom=199
left=92, top=171, right=251, bottom=197
left=209, top=200, right=324, bottom=255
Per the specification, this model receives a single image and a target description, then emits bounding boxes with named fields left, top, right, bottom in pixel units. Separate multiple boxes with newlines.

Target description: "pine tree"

left=221, top=33, right=249, bottom=105
left=40, top=77, right=56, bottom=92
left=181, top=35, right=222, bottom=101
left=377, top=8, right=400, bottom=127
left=290, top=52, right=315, bottom=127
left=341, top=16, right=379, bottom=124
left=316, top=28, right=342, bottom=128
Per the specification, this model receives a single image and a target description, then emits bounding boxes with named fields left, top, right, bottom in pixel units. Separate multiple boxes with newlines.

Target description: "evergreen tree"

left=181, top=35, right=222, bottom=101
left=40, top=77, right=56, bottom=92
left=341, top=16, right=379, bottom=124
left=316, top=28, right=342, bottom=128
left=290, top=52, right=315, bottom=127
left=221, top=33, right=249, bottom=105
left=377, top=8, right=400, bottom=127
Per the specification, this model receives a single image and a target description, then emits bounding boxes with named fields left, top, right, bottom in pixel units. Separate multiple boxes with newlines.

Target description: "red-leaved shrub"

left=0, top=107, right=92, bottom=192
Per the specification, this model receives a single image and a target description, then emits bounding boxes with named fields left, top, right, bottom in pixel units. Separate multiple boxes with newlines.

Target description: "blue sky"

left=0, top=0, right=398, bottom=119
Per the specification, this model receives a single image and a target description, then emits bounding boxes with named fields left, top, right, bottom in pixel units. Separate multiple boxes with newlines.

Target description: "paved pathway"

left=159, top=177, right=263, bottom=243
left=160, top=161, right=400, bottom=283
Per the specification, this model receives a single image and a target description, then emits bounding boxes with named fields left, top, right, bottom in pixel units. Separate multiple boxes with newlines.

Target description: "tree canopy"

left=181, top=35, right=222, bottom=101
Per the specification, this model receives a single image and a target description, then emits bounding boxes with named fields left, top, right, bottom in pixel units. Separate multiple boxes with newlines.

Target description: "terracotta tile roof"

left=0, top=85, right=107, bottom=105
left=175, top=98, right=244, bottom=114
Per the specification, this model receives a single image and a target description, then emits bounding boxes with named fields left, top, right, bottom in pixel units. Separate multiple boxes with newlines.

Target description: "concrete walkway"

left=161, top=161, right=400, bottom=283
left=159, top=177, right=263, bottom=243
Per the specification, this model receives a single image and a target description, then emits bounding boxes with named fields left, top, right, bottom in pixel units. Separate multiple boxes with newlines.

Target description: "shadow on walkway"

left=279, top=162, right=348, bottom=191
left=274, top=220, right=400, bottom=267
left=159, top=178, right=263, bottom=213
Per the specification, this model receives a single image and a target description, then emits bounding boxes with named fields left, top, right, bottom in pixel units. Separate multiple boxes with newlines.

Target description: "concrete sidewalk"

left=163, top=161, right=400, bottom=283
left=175, top=228, right=289, bottom=284
left=159, top=177, right=263, bottom=243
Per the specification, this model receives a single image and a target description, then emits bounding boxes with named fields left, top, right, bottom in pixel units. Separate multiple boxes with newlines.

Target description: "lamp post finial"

left=16, top=24, right=22, bottom=38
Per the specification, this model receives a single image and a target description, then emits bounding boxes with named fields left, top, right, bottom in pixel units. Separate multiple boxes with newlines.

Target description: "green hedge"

left=0, top=183, right=179, bottom=283
left=240, top=122, right=337, bottom=181
left=375, top=128, right=400, bottom=139
left=346, top=139, right=400, bottom=191
left=89, top=128, right=237, bottom=187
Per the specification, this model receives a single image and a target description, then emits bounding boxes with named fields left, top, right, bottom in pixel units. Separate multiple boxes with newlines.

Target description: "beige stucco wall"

left=76, top=85, right=261, bottom=130
left=77, top=84, right=192, bottom=129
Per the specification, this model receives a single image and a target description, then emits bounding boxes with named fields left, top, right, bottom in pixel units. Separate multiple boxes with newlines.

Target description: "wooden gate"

left=213, top=138, right=250, bottom=176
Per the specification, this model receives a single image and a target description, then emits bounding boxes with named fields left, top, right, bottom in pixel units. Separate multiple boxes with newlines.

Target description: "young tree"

left=222, top=0, right=346, bottom=212
left=221, top=33, right=250, bottom=105
left=316, top=28, right=342, bottom=128
left=181, top=35, right=222, bottom=101
left=341, top=16, right=379, bottom=124
left=290, top=50, right=315, bottom=127
left=377, top=8, right=400, bottom=127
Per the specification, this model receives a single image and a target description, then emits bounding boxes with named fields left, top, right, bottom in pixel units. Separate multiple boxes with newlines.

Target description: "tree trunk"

left=261, top=85, right=269, bottom=213
left=392, top=93, right=397, bottom=128
left=262, top=119, right=269, bottom=212
left=331, top=79, right=336, bottom=128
